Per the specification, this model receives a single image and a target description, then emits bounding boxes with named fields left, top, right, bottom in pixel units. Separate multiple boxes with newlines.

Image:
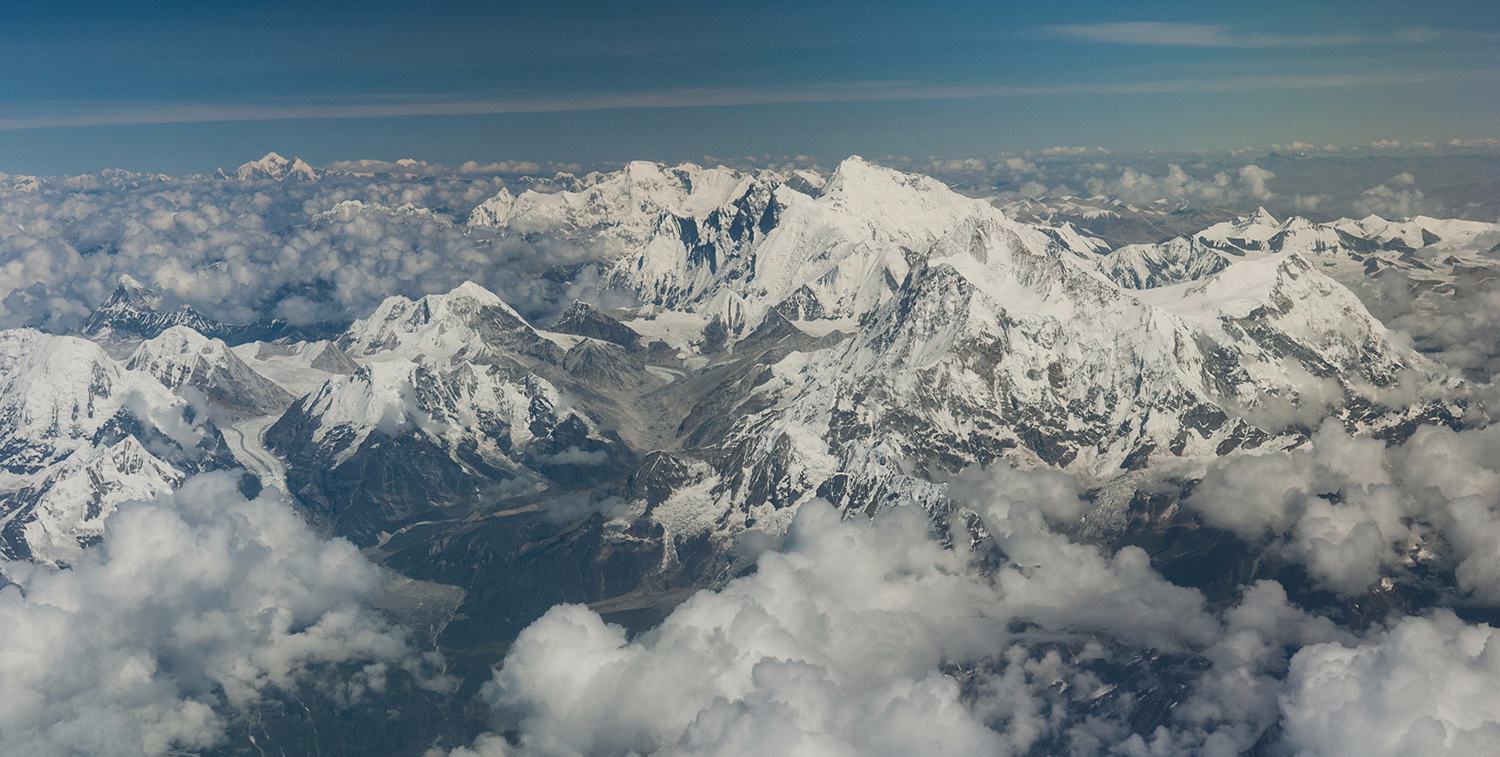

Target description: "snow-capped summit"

left=0, top=329, right=232, bottom=561
left=234, top=151, right=319, bottom=181
left=312, top=199, right=444, bottom=225
left=1337, top=213, right=1500, bottom=251
left=337, top=280, right=560, bottom=366
left=1197, top=207, right=1285, bottom=250
left=703, top=208, right=1457, bottom=531
left=612, top=155, right=999, bottom=328
left=127, top=325, right=293, bottom=418
left=1247, top=206, right=1279, bottom=226
left=467, top=159, right=764, bottom=240
left=79, top=274, right=336, bottom=354
left=79, top=274, right=220, bottom=355
left=0, top=329, right=210, bottom=474
left=0, top=171, right=42, bottom=194
left=265, top=351, right=625, bottom=542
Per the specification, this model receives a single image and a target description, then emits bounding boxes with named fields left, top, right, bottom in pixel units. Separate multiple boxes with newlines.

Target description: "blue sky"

left=1, top=0, right=1497, bottom=174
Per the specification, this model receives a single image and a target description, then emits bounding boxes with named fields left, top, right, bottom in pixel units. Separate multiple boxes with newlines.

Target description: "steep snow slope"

left=128, top=326, right=293, bottom=417
left=1099, top=236, right=1231, bottom=289
left=231, top=339, right=360, bottom=396
left=0, top=329, right=216, bottom=475
left=0, top=329, right=230, bottom=561
left=696, top=213, right=1458, bottom=541
left=1, top=437, right=181, bottom=563
left=338, top=281, right=562, bottom=365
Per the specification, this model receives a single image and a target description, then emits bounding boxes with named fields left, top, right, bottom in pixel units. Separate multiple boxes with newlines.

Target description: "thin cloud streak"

left=1047, top=22, right=1442, bottom=48
left=1, top=69, right=1494, bottom=131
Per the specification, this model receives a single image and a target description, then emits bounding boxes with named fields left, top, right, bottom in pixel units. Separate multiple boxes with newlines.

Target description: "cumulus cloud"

left=1080, top=162, right=1276, bottom=207
left=1237, top=164, right=1276, bottom=201
left=1343, top=258, right=1500, bottom=382
left=0, top=473, right=435, bottom=756
left=439, top=464, right=1264, bottom=755
left=1282, top=611, right=1500, bottom=756
left=0, top=169, right=628, bottom=332
left=1353, top=178, right=1434, bottom=217
left=428, top=428, right=1500, bottom=756
left=1187, top=422, right=1500, bottom=599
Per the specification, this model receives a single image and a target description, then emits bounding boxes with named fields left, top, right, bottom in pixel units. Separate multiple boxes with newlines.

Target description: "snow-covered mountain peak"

left=127, top=325, right=291, bottom=417
left=79, top=275, right=219, bottom=354
left=131, top=322, right=216, bottom=358
left=265, top=350, right=624, bottom=538
left=446, top=280, right=509, bottom=308
left=821, top=154, right=958, bottom=209
left=234, top=151, right=319, bottom=181
left=0, top=329, right=214, bottom=476
left=467, top=160, right=762, bottom=235
left=338, top=281, right=557, bottom=366
left=110, top=273, right=157, bottom=304
left=1246, top=206, right=1279, bottom=226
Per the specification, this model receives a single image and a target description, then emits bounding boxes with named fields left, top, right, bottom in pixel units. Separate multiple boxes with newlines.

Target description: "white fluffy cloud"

left=438, top=461, right=1453, bottom=756
left=416, top=428, right=1500, bottom=756
left=1353, top=182, right=1431, bottom=218
left=0, top=169, right=618, bottom=332
left=444, top=465, right=1250, bottom=756
left=0, top=473, right=433, bottom=756
left=1083, top=163, right=1276, bottom=207
left=1187, top=422, right=1500, bottom=598
left=1282, top=611, right=1500, bottom=756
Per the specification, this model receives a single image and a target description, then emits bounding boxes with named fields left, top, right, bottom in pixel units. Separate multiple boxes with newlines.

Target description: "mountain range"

left=3, top=155, right=1496, bottom=752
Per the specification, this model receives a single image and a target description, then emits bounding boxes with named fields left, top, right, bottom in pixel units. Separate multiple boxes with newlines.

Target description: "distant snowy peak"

left=1089, top=211, right=1500, bottom=301
left=1191, top=209, right=1493, bottom=257
left=467, top=160, right=776, bottom=237
left=337, top=280, right=560, bottom=365
left=312, top=199, right=445, bottom=225
left=234, top=151, right=319, bottom=182
left=999, top=195, right=1237, bottom=247
left=0, top=171, right=42, bottom=193
left=127, top=325, right=292, bottom=418
left=1196, top=207, right=1285, bottom=250
left=1337, top=214, right=1500, bottom=251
